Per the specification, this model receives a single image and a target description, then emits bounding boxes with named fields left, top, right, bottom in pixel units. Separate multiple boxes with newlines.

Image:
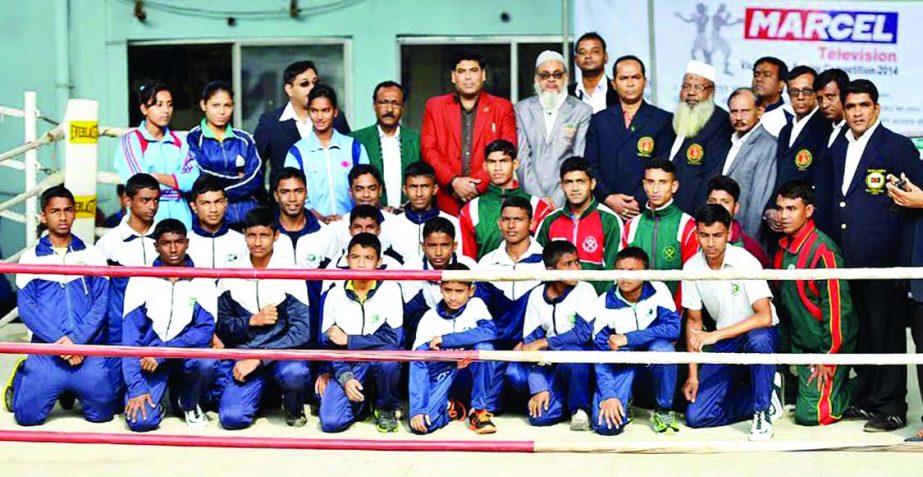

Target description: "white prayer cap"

left=535, top=50, right=567, bottom=70
left=685, top=60, right=716, bottom=82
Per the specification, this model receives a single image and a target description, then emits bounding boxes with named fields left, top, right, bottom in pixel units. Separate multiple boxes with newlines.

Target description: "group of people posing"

left=4, top=30, right=923, bottom=442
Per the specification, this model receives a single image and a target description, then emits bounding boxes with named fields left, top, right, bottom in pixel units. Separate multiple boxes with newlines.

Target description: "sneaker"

left=184, top=405, right=210, bottom=429
left=375, top=408, right=399, bottom=433
left=284, top=404, right=307, bottom=428
left=3, top=357, right=25, bottom=413
left=468, top=409, right=497, bottom=434
left=769, top=372, right=784, bottom=423
left=570, top=409, right=591, bottom=431
left=749, top=411, right=774, bottom=441
left=652, top=409, right=680, bottom=434
left=863, top=414, right=906, bottom=433
left=843, top=405, right=873, bottom=421
left=447, top=399, right=467, bottom=422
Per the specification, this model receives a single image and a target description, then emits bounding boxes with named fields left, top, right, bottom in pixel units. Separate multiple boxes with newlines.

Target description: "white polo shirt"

left=681, top=245, right=778, bottom=330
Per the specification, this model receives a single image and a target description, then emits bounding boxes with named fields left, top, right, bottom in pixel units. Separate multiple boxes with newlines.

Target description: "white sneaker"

left=570, top=409, right=591, bottom=431
left=769, top=372, right=784, bottom=423
left=184, top=405, right=209, bottom=429
left=749, top=411, right=774, bottom=441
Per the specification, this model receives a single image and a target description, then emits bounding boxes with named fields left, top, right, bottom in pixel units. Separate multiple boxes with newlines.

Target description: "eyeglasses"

left=375, top=100, right=403, bottom=108
left=537, top=71, right=566, bottom=81
left=681, top=83, right=712, bottom=92
left=788, top=88, right=815, bottom=98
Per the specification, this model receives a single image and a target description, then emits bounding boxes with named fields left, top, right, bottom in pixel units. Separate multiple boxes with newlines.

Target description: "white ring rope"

left=0, top=125, right=62, bottom=164
left=443, top=267, right=923, bottom=282
left=484, top=350, right=923, bottom=366
left=0, top=171, right=64, bottom=214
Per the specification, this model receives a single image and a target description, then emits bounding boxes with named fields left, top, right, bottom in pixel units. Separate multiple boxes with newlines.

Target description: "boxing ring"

left=0, top=93, right=921, bottom=454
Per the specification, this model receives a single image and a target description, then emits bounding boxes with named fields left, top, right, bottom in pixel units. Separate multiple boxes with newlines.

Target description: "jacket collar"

left=436, top=300, right=468, bottom=319
left=779, top=219, right=817, bottom=254
left=344, top=280, right=381, bottom=303
left=403, top=207, right=441, bottom=225
left=151, top=255, right=196, bottom=281
left=642, top=199, right=679, bottom=218
left=274, top=211, right=321, bottom=238
left=604, top=281, right=656, bottom=309
left=192, top=220, right=230, bottom=238
left=542, top=282, right=576, bottom=305
left=567, top=198, right=599, bottom=220
left=35, top=234, right=87, bottom=257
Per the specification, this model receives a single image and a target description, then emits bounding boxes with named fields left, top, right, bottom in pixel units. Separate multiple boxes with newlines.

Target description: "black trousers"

left=911, top=301, right=923, bottom=422
left=851, top=280, right=908, bottom=417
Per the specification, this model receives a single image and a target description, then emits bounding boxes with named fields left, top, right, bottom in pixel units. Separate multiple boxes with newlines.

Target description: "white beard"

left=673, top=98, right=715, bottom=137
left=535, top=83, right=568, bottom=111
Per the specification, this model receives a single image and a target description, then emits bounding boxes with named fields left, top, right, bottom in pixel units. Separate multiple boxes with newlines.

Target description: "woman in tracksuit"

left=114, top=83, right=199, bottom=229
left=186, top=81, right=263, bottom=229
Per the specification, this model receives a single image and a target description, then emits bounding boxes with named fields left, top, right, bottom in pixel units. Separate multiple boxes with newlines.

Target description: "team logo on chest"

left=730, top=283, right=741, bottom=296
left=794, top=149, right=813, bottom=171
left=637, top=136, right=655, bottom=157
left=582, top=235, right=599, bottom=254
left=663, top=245, right=677, bottom=261
left=865, top=169, right=886, bottom=195
left=686, top=144, right=704, bottom=165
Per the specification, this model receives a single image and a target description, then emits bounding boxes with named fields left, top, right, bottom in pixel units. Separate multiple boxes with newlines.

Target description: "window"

left=237, top=42, right=348, bottom=133
left=127, top=39, right=348, bottom=133
left=398, top=36, right=570, bottom=130
left=127, top=43, right=232, bottom=131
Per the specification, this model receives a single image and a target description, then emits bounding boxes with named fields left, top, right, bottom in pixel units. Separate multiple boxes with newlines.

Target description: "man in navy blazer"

left=668, top=60, right=733, bottom=214
left=254, top=60, right=350, bottom=187
left=585, top=56, right=673, bottom=221
left=775, top=66, right=833, bottom=189
left=828, top=79, right=922, bottom=432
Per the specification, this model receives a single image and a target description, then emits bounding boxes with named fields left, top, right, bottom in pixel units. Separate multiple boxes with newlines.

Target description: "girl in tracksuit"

left=114, top=83, right=199, bottom=229
left=186, top=81, right=264, bottom=229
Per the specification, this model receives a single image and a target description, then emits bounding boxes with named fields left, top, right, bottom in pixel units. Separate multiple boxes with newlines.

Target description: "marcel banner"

left=575, top=0, right=923, bottom=136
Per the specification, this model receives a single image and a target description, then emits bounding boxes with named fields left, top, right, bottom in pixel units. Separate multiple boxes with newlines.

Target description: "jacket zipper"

left=62, top=249, right=75, bottom=332
left=211, top=236, right=216, bottom=268
left=551, top=302, right=558, bottom=336
left=255, top=281, right=262, bottom=310
left=359, top=301, right=366, bottom=335
left=651, top=212, right=660, bottom=269
left=165, top=281, right=176, bottom=339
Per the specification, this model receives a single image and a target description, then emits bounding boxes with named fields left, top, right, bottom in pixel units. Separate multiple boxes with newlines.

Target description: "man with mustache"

left=350, top=81, right=421, bottom=208
left=421, top=49, right=517, bottom=216
left=585, top=55, right=674, bottom=221
left=752, top=57, right=792, bottom=138
left=568, top=32, right=617, bottom=113
left=515, top=50, right=592, bottom=208
left=815, top=69, right=850, bottom=148
left=828, top=80, right=923, bottom=432
left=719, top=87, right=777, bottom=242
left=255, top=60, right=351, bottom=187
left=668, top=60, right=733, bottom=214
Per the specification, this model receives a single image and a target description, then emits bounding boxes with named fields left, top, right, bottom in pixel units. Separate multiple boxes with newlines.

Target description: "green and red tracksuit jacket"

left=623, top=200, right=698, bottom=302
left=774, top=220, right=857, bottom=424
left=459, top=182, right=553, bottom=260
left=536, top=199, right=625, bottom=293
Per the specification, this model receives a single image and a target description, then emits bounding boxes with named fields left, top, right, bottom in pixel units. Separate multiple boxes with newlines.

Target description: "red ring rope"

left=0, top=430, right=536, bottom=452
left=0, top=263, right=442, bottom=281
left=0, top=343, right=478, bottom=362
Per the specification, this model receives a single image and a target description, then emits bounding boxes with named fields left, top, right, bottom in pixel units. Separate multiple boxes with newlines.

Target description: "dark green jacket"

left=350, top=124, right=421, bottom=206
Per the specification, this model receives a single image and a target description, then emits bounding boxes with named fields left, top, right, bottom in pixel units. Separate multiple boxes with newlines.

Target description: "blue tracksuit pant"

left=409, top=342, right=504, bottom=434
left=124, top=358, right=218, bottom=432
left=686, top=327, right=778, bottom=428
left=592, top=339, right=676, bottom=435
left=319, top=361, right=401, bottom=433
left=13, top=355, right=117, bottom=426
left=215, top=360, right=311, bottom=430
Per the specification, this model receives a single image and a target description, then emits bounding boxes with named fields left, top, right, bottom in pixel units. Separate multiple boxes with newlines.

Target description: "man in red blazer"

left=422, top=50, right=517, bottom=215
